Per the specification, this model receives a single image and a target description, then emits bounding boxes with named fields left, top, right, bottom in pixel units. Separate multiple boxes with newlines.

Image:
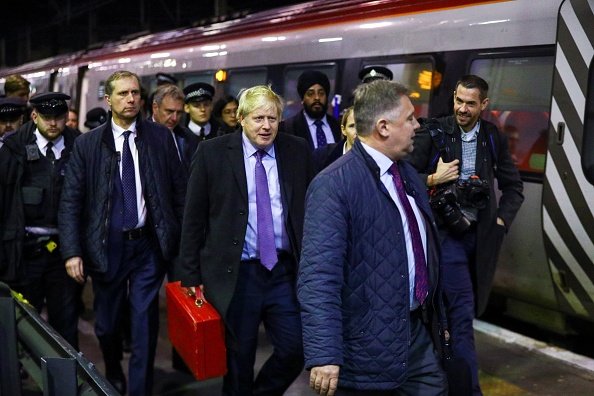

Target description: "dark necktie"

left=255, top=150, right=277, bottom=270
left=314, top=119, right=327, bottom=148
left=122, top=130, right=138, bottom=230
left=389, top=162, right=428, bottom=304
left=199, top=127, right=205, bottom=140
left=45, top=142, right=55, bottom=160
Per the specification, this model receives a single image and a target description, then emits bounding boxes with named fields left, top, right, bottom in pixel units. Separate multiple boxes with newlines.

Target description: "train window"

left=582, top=59, right=594, bottom=185
left=283, top=64, right=337, bottom=120
left=226, top=68, right=267, bottom=98
left=470, top=56, right=554, bottom=173
left=368, top=62, right=433, bottom=119
left=183, top=73, right=215, bottom=89
left=97, top=82, right=105, bottom=100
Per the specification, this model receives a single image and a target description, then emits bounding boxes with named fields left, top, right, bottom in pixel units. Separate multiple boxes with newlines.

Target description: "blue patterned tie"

left=122, top=130, right=138, bottom=230
left=314, top=119, right=327, bottom=148
left=255, top=150, right=277, bottom=270
left=389, top=162, right=428, bottom=304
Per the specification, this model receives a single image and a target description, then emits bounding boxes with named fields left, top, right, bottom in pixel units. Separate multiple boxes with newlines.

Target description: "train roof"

left=0, top=0, right=562, bottom=79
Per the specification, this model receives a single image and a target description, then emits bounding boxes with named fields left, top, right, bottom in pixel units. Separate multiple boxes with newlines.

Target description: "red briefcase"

left=165, top=281, right=227, bottom=380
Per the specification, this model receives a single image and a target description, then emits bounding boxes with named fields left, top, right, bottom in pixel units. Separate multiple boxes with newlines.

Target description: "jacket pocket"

left=342, top=306, right=372, bottom=341
left=22, top=186, right=43, bottom=205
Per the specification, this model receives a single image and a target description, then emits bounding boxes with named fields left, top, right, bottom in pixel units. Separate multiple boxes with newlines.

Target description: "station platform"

left=23, top=282, right=594, bottom=395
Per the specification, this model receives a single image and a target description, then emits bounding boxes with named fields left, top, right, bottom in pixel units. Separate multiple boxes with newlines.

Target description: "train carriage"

left=2, top=0, right=593, bottom=336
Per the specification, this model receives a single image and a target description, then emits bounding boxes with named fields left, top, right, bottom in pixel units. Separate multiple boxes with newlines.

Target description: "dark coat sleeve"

left=493, top=130, right=524, bottom=229
left=297, top=172, right=348, bottom=369
left=179, top=141, right=209, bottom=287
left=58, top=136, right=87, bottom=261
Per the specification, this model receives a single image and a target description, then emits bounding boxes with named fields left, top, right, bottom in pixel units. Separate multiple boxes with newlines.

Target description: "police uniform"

left=0, top=92, right=81, bottom=349
left=182, top=82, right=226, bottom=140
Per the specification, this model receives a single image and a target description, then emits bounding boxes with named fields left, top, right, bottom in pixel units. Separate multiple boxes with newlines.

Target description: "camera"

left=429, top=184, right=471, bottom=234
left=457, top=176, right=489, bottom=209
left=429, top=176, right=489, bottom=234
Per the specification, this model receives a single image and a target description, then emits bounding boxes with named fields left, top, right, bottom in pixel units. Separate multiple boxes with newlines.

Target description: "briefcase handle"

left=185, top=288, right=205, bottom=308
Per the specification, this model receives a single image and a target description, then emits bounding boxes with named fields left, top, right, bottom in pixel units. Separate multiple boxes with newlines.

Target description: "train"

left=1, top=0, right=593, bottom=336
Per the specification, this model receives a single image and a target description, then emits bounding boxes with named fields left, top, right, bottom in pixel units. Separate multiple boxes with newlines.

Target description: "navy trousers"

left=441, top=229, right=482, bottom=396
left=335, top=310, right=447, bottom=395
left=223, top=256, right=304, bottom=395
left=92, top=235, right=165, bottom=396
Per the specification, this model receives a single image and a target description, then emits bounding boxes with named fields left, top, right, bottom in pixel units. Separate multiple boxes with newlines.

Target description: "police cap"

left=183, top=83, right=215, bottom=103
left=0, top=97, right=27, bottom=121
left=156, top=72, right=178, bottom=86
left=358, top=66, right=393, bottom=83
left=84, top=107, right=108, bottom=129
left=29, top=92, right=70, bottom=116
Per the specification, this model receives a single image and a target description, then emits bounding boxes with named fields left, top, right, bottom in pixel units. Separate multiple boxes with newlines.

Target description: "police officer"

left=0, top=97, right=27, bottom=147
left=0, top=92, right=81, bottom=349
left=182, top=82, right=225, bottom=140
left=358, top=65, right=394, bottom=83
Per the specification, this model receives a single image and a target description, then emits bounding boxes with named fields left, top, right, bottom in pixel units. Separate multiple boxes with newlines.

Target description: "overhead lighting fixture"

left=262, top=36, right=286, bottom=42
left=119, top=58, right=131, bottom=63
left=473, top=19, right=509, bottom=26
left=201, top=45, right=223, bottom=51
left=202, top=51, right=227, bottom=58
left=360, top=22, right=392, bottom=29
left=151, top=52, right=171, bottom=59
left=319, top=37, right=342, bottom=43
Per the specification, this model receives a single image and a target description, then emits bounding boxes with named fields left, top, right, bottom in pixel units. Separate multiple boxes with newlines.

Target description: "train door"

left=544, top=0, right=594, bottom=323
left=468, top=50, right=559, bottom=329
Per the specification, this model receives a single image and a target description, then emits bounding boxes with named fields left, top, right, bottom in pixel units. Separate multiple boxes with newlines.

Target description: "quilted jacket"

left=297, top=138, right=445, bottom=390
left=58, top=113, right=186, bottom=275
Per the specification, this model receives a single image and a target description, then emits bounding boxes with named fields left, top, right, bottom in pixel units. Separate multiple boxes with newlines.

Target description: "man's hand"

left=432, top=157, right=460, bottom=186
left=186, top=285, right=206, bottom=299
left=310, top=365, right=340, bottom=396
left=65, top=256, right=85, bottom=284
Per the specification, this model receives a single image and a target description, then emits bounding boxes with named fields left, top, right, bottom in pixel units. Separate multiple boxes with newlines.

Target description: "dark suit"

left=180, top=130, right=314, bottom=394
left=59, top=114, right=186, bottom=396
left=148, top=116, right=199, bottom=173
left=311, top=139, right=346, bottom=173
left=279, top=111, right=342, bottom=152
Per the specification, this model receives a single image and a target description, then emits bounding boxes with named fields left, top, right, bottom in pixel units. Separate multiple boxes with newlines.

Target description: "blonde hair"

left=237, top=85, right=284, bottom=120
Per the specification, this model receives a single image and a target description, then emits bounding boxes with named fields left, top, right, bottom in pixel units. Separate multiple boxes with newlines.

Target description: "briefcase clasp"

left=186, top=288, right=205, bottom=307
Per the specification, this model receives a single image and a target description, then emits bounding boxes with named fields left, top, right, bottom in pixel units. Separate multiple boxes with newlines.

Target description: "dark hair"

left=213, top=95, right=239, bottom=118
left=455, top=75, right=489, bottom=101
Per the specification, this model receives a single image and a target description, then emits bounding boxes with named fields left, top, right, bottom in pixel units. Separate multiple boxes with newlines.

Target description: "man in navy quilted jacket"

left=297, top=80, right=448, bottom=395
left=59, top=71, right=186, bottom=396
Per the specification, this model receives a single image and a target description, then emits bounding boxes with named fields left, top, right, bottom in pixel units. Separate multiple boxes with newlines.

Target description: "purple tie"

left=122, top=130, right=138, bottom=230
left=314, top=119, right=327, bottom=148
left=255, top=150, right=278, bottom=270
left=389, top=162, right=428, bottom=304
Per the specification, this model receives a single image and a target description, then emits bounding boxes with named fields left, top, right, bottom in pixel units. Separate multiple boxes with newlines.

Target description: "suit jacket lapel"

left=274, top=134, right=294, bottom=216
left=227, top=131, right=249, bottom=205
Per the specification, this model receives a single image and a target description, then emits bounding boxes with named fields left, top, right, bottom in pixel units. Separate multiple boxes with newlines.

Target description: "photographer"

left=405, top=75, right=523, bottom=395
